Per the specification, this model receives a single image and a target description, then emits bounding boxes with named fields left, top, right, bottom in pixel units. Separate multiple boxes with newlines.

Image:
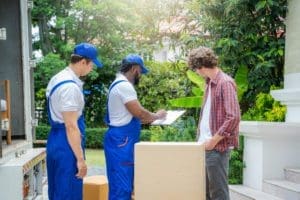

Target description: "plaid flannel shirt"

left=197, top=70, right=241, bottom=152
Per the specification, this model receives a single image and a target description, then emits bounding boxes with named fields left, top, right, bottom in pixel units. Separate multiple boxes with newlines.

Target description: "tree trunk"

left=38, top=16, right=52, bottom=55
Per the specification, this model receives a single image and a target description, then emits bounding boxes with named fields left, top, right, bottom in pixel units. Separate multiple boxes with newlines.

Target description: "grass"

left=85, top=148, right=106, bottom=167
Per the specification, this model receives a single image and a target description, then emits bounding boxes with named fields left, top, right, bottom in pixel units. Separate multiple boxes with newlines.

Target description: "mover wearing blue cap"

left=122, top=54, right=148, bottom=74
left=46, top=43, right=103, bottom=200
left=73, top=43, right=103, bottom=68
left=104, top=54, right=167, bottom=200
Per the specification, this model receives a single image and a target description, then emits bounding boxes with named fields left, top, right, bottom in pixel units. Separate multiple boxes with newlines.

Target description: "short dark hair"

left=119, top=59, right=139, bottom=73
left=188, top=46, right=218, bottom=70
left=71, top=54, right=92, bottom=64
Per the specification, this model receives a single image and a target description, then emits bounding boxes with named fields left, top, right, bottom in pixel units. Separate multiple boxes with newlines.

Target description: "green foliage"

left=36, top=126, right=107, bottom=148
left=35, top=125, right=107, bottom=148
left=32, top=0, right=186, bottom=59
left=32, top=0, right=190, bottom=127
left=85, top=128, right=107, bottom=148
left=36, top=125, right=156, bottom=148
left=229, top=136, right=244, bottom=184
left=35, top=125, right=50, bottom=140
left=137, top=61, right=192, bottom=111
left=140, top=129, right=152, bottom=142
left=170, top=63, right=248, bottom=108
left=32, top=0, right=72, bottom=55
left=242, top=90, right=286, bottom=122
left=149, top=117, right=197, bottom=142
left=179, top=0, right=287, bottom=184
left=234, top=65, right=248, bottom=101
left=169, top=70, right=204, bottom=108
left=185, top=0, right=286, bottom=112
left=34, top=53, right=66, bottom=90
left=34, top=53, right=66, bottom=124
left=187, top=70, right=205, bottom=88
left=170, top=96, right=202, bottom=108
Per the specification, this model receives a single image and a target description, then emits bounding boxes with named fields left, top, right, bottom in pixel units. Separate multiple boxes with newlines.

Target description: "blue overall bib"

left=104, top=80, right=141, bottom=200
left=46, top=80, right=86, bottom=200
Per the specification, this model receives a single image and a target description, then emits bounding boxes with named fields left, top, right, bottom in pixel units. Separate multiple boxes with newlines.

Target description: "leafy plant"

left=149, top=117, right=197, bottom=142
left=170, top=64, right=248, bottom=108
left=242, top=89, right=286, bottom=122
left=34, top=53, right=66, bottom=124
left=229, top=136, right=244, bottom=184
left=234, top=65, right=248, bottom=101
left=184, top=0, right=286, bottom=111
left=137, top=61, right=191, bottom=112
left=169, top=70, right=205, bottom=108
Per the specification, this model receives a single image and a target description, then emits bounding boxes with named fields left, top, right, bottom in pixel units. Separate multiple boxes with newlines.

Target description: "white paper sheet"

left=151, top=110, right=186, bottom=125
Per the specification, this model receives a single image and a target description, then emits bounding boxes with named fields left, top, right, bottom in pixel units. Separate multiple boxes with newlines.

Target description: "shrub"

left=229, top=136, right=244, bottom=184
left=242, top=91, right=286, bottom=122
left=85, top=128, right=107, bottom=148
left=35, top=125, right=106, bottom=148
left=137, top=61, right=192, bottom=111
left=36, top=125, right=153, bottom=148
left=149, top=117, right=196, bottom=142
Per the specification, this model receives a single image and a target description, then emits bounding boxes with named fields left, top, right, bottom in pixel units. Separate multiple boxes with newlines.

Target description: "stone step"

left=285, top=168, right=300, bottom=184
left=263, top=179, right=300, bottom=200
left=229, top=185, right=283, bottom=200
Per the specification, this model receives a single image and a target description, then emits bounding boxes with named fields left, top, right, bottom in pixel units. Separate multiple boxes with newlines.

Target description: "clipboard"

left=151, top=110, right=186, bottom=125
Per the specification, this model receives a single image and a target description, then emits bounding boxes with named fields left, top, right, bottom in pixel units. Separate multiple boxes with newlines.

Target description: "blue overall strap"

left=104, top=80, right=127, bottom=124
left=47, top=80, right=77, bottom=128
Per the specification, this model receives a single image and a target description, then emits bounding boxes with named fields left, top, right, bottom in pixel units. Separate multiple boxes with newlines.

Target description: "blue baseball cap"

left=123, top=54, right=149, bottom=74
left=73, top=43, right=103, bottom=68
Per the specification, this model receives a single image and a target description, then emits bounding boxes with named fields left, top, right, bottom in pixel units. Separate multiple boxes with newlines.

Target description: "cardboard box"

left=135, top=142, right=205, bottom=200
left=83, top=175, right=108, bottom=200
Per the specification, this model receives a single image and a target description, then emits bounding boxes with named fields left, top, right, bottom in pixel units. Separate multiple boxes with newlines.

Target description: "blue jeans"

left=206, top=149, right=230, bottom=200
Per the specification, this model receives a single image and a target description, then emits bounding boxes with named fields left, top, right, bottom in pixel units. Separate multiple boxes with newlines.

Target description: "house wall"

left=0, top=0, right=25, bottom=137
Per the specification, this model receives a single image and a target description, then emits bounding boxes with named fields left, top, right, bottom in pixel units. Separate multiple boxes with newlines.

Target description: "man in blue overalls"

left=104, top=54, right=167, bottom=200
left=46, top=43, right=103, bottom=200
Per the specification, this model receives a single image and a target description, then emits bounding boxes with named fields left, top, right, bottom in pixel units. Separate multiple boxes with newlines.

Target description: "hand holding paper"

left=151, top=110, right=186, bottom=125
left=155, top=109, right=167, bottom=120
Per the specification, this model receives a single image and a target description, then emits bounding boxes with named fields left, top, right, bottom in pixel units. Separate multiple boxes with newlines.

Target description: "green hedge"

left=36, top=125, right=153, bottom=148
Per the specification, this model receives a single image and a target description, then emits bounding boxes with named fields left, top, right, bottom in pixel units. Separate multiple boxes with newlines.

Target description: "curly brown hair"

left=187, top=46, right=218, bottom=70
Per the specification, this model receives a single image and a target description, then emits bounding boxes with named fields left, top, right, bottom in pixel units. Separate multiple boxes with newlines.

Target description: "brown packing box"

left=135, top=142, right=205, bottom=200
left=83, top=175, right=108, bottom=200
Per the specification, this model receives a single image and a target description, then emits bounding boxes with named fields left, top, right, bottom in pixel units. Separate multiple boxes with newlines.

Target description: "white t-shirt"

left=107, top=73, right=137, bottom=126
left=198, top=83, right=212, bottom=143
left=46, top=67, right=84, bottom=123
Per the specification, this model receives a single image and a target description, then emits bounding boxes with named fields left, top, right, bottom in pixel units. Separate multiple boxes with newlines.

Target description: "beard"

left=134, top=74, right=140, bottom=85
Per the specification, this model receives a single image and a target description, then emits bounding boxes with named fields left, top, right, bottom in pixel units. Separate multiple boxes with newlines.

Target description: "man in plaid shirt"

left=188, top=46, right=240, bottom=200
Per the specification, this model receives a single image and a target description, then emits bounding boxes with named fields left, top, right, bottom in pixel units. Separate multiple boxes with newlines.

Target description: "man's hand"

left=76, top=159, right=87, bottom=179
left=204, top=139, right=217, bottom=150
left=204, top=134, right=224, bottom=150
left=155, top=109, right=167, bottom=119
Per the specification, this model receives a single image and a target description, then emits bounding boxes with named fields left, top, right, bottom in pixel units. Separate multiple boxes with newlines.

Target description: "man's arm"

left=125, top=100, right=166, bottom=124
left=215, top=81, right=240, bottom=137
left=62, top=111, right=87, bottom=178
